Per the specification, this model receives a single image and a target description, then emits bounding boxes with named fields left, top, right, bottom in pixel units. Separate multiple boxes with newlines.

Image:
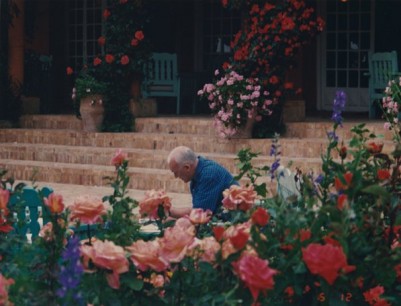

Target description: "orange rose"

left=139, top=189, right=172, bottom=220
left=159, top=217, right=195, bottom=263
left=188, top=208, right=212, bottom=225
left=69, top=195, right=107, bottom=224
left=0, top=189, right=10, bottom=211
left=44, top=193, right=65, bottom=214
left=80, top=240, right=129, bottom=289
left=126, top=239, right=169, bottom=272
left=232, top=254, right=278, bottom=302
left=222, top=185, right=257, bottom=211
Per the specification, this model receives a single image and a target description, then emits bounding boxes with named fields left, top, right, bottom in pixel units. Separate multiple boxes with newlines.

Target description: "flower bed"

left=2, top=90, right=401, bottom=305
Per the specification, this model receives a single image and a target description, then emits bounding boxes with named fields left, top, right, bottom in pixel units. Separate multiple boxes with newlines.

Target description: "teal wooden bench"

left=9, top=185, right=53, bottom=240
left=142, top=52, right=181, bottom=114
left=365, top=51, right=401, bottom=118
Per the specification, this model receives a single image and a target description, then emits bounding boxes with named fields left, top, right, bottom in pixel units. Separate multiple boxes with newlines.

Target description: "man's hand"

left=170, top=206, right=192, bottom=218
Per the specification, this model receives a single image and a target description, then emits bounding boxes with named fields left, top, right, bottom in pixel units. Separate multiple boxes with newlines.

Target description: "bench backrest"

left=142, top=52, right=180, bottom=98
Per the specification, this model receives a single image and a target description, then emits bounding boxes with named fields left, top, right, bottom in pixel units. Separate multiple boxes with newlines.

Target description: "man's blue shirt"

left=190, top=156, right=237, bottom=213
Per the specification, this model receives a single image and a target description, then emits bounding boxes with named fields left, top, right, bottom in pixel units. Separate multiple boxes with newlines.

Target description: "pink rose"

left=126, top=239, right=169, bottom=272
left=44, top=193, right=65, bottom=214
left=69, top=195, right=107, bottom=224
left=111, top=148, right=127, bottom=167
left=139, top=189, right=172, bottom=220
left=222, top=185, right=257, bottom=211
left=159, top=218, right=195, bottom=263
left=188, top=208, right=212, bottom=224
left=232, top=254, right=278, bottom=302
left=80, top=240, right=129, bottom=289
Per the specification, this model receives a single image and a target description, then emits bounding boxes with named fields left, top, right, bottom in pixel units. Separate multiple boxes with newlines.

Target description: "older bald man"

left=167, top=146, right=238, bottom=218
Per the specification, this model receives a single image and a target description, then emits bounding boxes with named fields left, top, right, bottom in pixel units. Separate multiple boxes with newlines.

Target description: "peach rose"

left=188, top=236, right=221, bottom=263
left=44, top=193, right=65, bottom=214
left=139, top=189, right=172, bottom=220
left=0, top=189, right=10, bottom=211
left=111, top=148, right=127, bottom=167
left=159, top=218, right=195, bottom=263
left=126, top=239, right=169, bottom=272
left=149, top=273, right=165, bottom=288
left=188, top=208, right=212, bottom=225
left=80, top=240, right=129, bottom=289
left=222, top=185, right=257, bottom=211
left=69, top=195, right=107, bottom=224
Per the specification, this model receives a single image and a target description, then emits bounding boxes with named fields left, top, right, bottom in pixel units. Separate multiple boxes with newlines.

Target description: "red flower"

left=103, top=9, right=111, bottom=19
left=97, top=36, right=106, bottom=46
left=334, top=171, right=353, bottom=192
left=105, top=54, right=115, bottom=64
left=284, top=82, right=294, bottom=89
left=213, top=226, right=225, bottom=241
left=0, top=216, right=13, bottom=233
left=363, top=286, right=387, bottom=305
left=281, top=17, right=296, bottom=30
left=93, top=57, right=102, bottom=66
left=302, top=243, right=355, bottom=285
left=251, top=207, right=270, bottom=227
left=134, top=30, right=144, bottom=41
left=130, top=38, right=139, bottom=46
left=299, top=229, right=312, bottom=242
left=339, top=146, right=347, bottom=159
left=365, top=141, right=384, bottom=154
left=232, top=254, right=278, bottom=301
left=66, top=66, right=73, bottom=75
left=377, top=169, right=391, bottom=180
left=111, top=149, right=127, bottom=167
left=0, top=189, right=10, bottom=211
left=120, top=55, right=130, bottom=65
left=269, top=75, right=279, bottom=85
left=229, top=229, right=249, bottom=250
left=337, top=194, right=348, bottom=210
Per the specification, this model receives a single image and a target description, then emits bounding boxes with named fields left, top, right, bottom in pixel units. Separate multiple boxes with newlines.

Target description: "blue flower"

left=331, top=90, right=347, bottom=126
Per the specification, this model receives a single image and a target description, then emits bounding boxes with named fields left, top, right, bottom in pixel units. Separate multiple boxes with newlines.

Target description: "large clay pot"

left=79, top=95, right=104, bottom=132
left=229, top=117, right=256, bottom=139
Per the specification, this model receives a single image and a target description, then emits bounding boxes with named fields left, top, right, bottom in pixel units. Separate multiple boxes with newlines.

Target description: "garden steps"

left=0, top=115, right=396, bottom=198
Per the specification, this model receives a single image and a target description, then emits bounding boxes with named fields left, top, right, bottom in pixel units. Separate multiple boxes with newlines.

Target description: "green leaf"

left=124, top=276, right=143, bottom=291
left=361, top=184, right=390, bottom=202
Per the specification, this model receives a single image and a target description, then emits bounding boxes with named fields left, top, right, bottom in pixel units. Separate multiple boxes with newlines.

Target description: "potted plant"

left=200, top=0, right=325, bottom=138
left=67, top=0, right=151, bottom=132
left=198, top=68, right=275, bottom=138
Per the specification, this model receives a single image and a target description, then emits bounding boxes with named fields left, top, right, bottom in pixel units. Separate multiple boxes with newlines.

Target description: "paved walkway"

left=18, top=180, right=192, bottom=209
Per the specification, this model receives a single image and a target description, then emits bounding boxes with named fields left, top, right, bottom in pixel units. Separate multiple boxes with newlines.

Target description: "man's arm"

left=169, top=206, right=192, bottom=218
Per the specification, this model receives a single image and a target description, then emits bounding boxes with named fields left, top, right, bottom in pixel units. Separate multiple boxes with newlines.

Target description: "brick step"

left=18, top=115, right=394, bottom=141
left=0, top=158, right=190, bottom=193
left=1, top=158, right=287, bottom=194
left=0, top=142, right=326, bottom=174
left=0, top=128, right=395, bottom=159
